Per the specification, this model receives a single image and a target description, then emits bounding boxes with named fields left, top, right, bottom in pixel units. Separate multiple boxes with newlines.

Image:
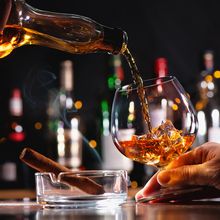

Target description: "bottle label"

left=208, top=127, right=220, bottom=143
left=102, top=129, right=134, bottom=171
left=0, top=162, right=17, bottom=181
left=57, top=123, right=82, bottom=169
left=150, top=108, right=167, bottom=127
left=10, top=98, right=22, bottom=116
left=8, top=131, right=25, bottom=142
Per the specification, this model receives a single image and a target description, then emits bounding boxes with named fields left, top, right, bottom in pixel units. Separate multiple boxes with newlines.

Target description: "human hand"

left=135, top=142, right=220, bottom=201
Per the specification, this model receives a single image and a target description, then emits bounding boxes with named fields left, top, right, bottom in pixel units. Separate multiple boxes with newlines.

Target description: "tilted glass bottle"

left=0, top=0, right=128, bottom=59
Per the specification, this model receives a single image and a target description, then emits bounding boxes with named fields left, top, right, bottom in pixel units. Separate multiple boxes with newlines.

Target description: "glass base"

left=38, top=193, right=127, bottom=209
left=137, top=186, right=220, bottom=203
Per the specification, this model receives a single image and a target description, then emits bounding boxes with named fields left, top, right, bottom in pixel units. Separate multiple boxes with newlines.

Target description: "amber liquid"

left=117, top=120, right=195, bottom=168
left=0, top=25, right=112, bottom=59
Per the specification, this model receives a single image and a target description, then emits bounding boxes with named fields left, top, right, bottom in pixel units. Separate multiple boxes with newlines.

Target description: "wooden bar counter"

left=0, top=199, right=219, bottom=219
left=0, top=188, right=220, bottom=220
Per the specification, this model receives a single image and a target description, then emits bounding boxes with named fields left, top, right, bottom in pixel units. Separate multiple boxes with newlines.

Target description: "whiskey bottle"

left=0, top=0, right=128, bottom=59
left=101, top=55, right=133, bottom=172
left=57, top=60, right=83, bottom=169
left=195, top=50, right=220, bottom=144
left=0, top=88, right=26, bottom=188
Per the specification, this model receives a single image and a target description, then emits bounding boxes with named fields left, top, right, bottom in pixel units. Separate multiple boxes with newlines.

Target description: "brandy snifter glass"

left=111, top=76, right=198, bottom=201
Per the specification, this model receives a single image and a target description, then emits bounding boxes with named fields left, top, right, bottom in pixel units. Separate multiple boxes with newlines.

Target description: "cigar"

left=20, top=147, right=105, bottom=195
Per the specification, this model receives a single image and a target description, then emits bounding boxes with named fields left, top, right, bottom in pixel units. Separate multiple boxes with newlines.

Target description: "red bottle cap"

left=12, top=88, right=21, bottom=98
left=154, top=58, right=168, bottom=77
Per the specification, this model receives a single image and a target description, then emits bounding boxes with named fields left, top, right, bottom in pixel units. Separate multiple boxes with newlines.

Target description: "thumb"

left=157, top=164, right=209, bottom=187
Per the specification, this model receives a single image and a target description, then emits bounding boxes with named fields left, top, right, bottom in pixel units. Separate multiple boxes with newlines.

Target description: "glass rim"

left=118, top=75, right=176, bottom=92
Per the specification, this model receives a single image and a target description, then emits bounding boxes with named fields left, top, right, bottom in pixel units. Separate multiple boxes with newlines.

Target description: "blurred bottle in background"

left=0, top=88, right=26, bottom=188
left=46, top=60, right=102, bottom=170
left=194, top=50, right=220, bottom=145
left=56, top=60, right=83, bottom=169
left=100, top=55, right=134, bottom=172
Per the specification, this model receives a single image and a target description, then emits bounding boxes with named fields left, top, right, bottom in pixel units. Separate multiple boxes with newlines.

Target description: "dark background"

left=1, top=0, right=220, bottom=159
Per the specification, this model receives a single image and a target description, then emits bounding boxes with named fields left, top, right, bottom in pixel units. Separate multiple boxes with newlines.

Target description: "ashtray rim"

left=35, top=169, right=128, bottom=182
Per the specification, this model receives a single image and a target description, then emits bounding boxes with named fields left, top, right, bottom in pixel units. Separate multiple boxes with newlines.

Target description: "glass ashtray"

left=35, top=170, right=128, bottom=209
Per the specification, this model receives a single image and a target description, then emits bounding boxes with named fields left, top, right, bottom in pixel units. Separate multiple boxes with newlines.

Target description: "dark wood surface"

left=0, top=200, right=220, bottom=220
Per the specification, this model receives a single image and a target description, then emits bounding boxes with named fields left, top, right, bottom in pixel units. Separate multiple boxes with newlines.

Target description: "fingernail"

left=135, top=190, right=144, bottom=201
left=135, top=194, right=143, bottom=201
left=157, top=171, right=170, bottom=185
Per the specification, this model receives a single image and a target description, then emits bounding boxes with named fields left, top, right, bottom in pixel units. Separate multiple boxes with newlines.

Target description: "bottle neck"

left=8, top=88, right=25, bottom=142
left=101, top=99, right=110, bottom=136
left=60, top=60, right=73, bottom=92
left=203, top=51, right=214, bottom=74
left=107, top=55, right=125, bottom=90
left=103, top=26, right=128, bottom=54
left=59, top=60, right=75, bottom=113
